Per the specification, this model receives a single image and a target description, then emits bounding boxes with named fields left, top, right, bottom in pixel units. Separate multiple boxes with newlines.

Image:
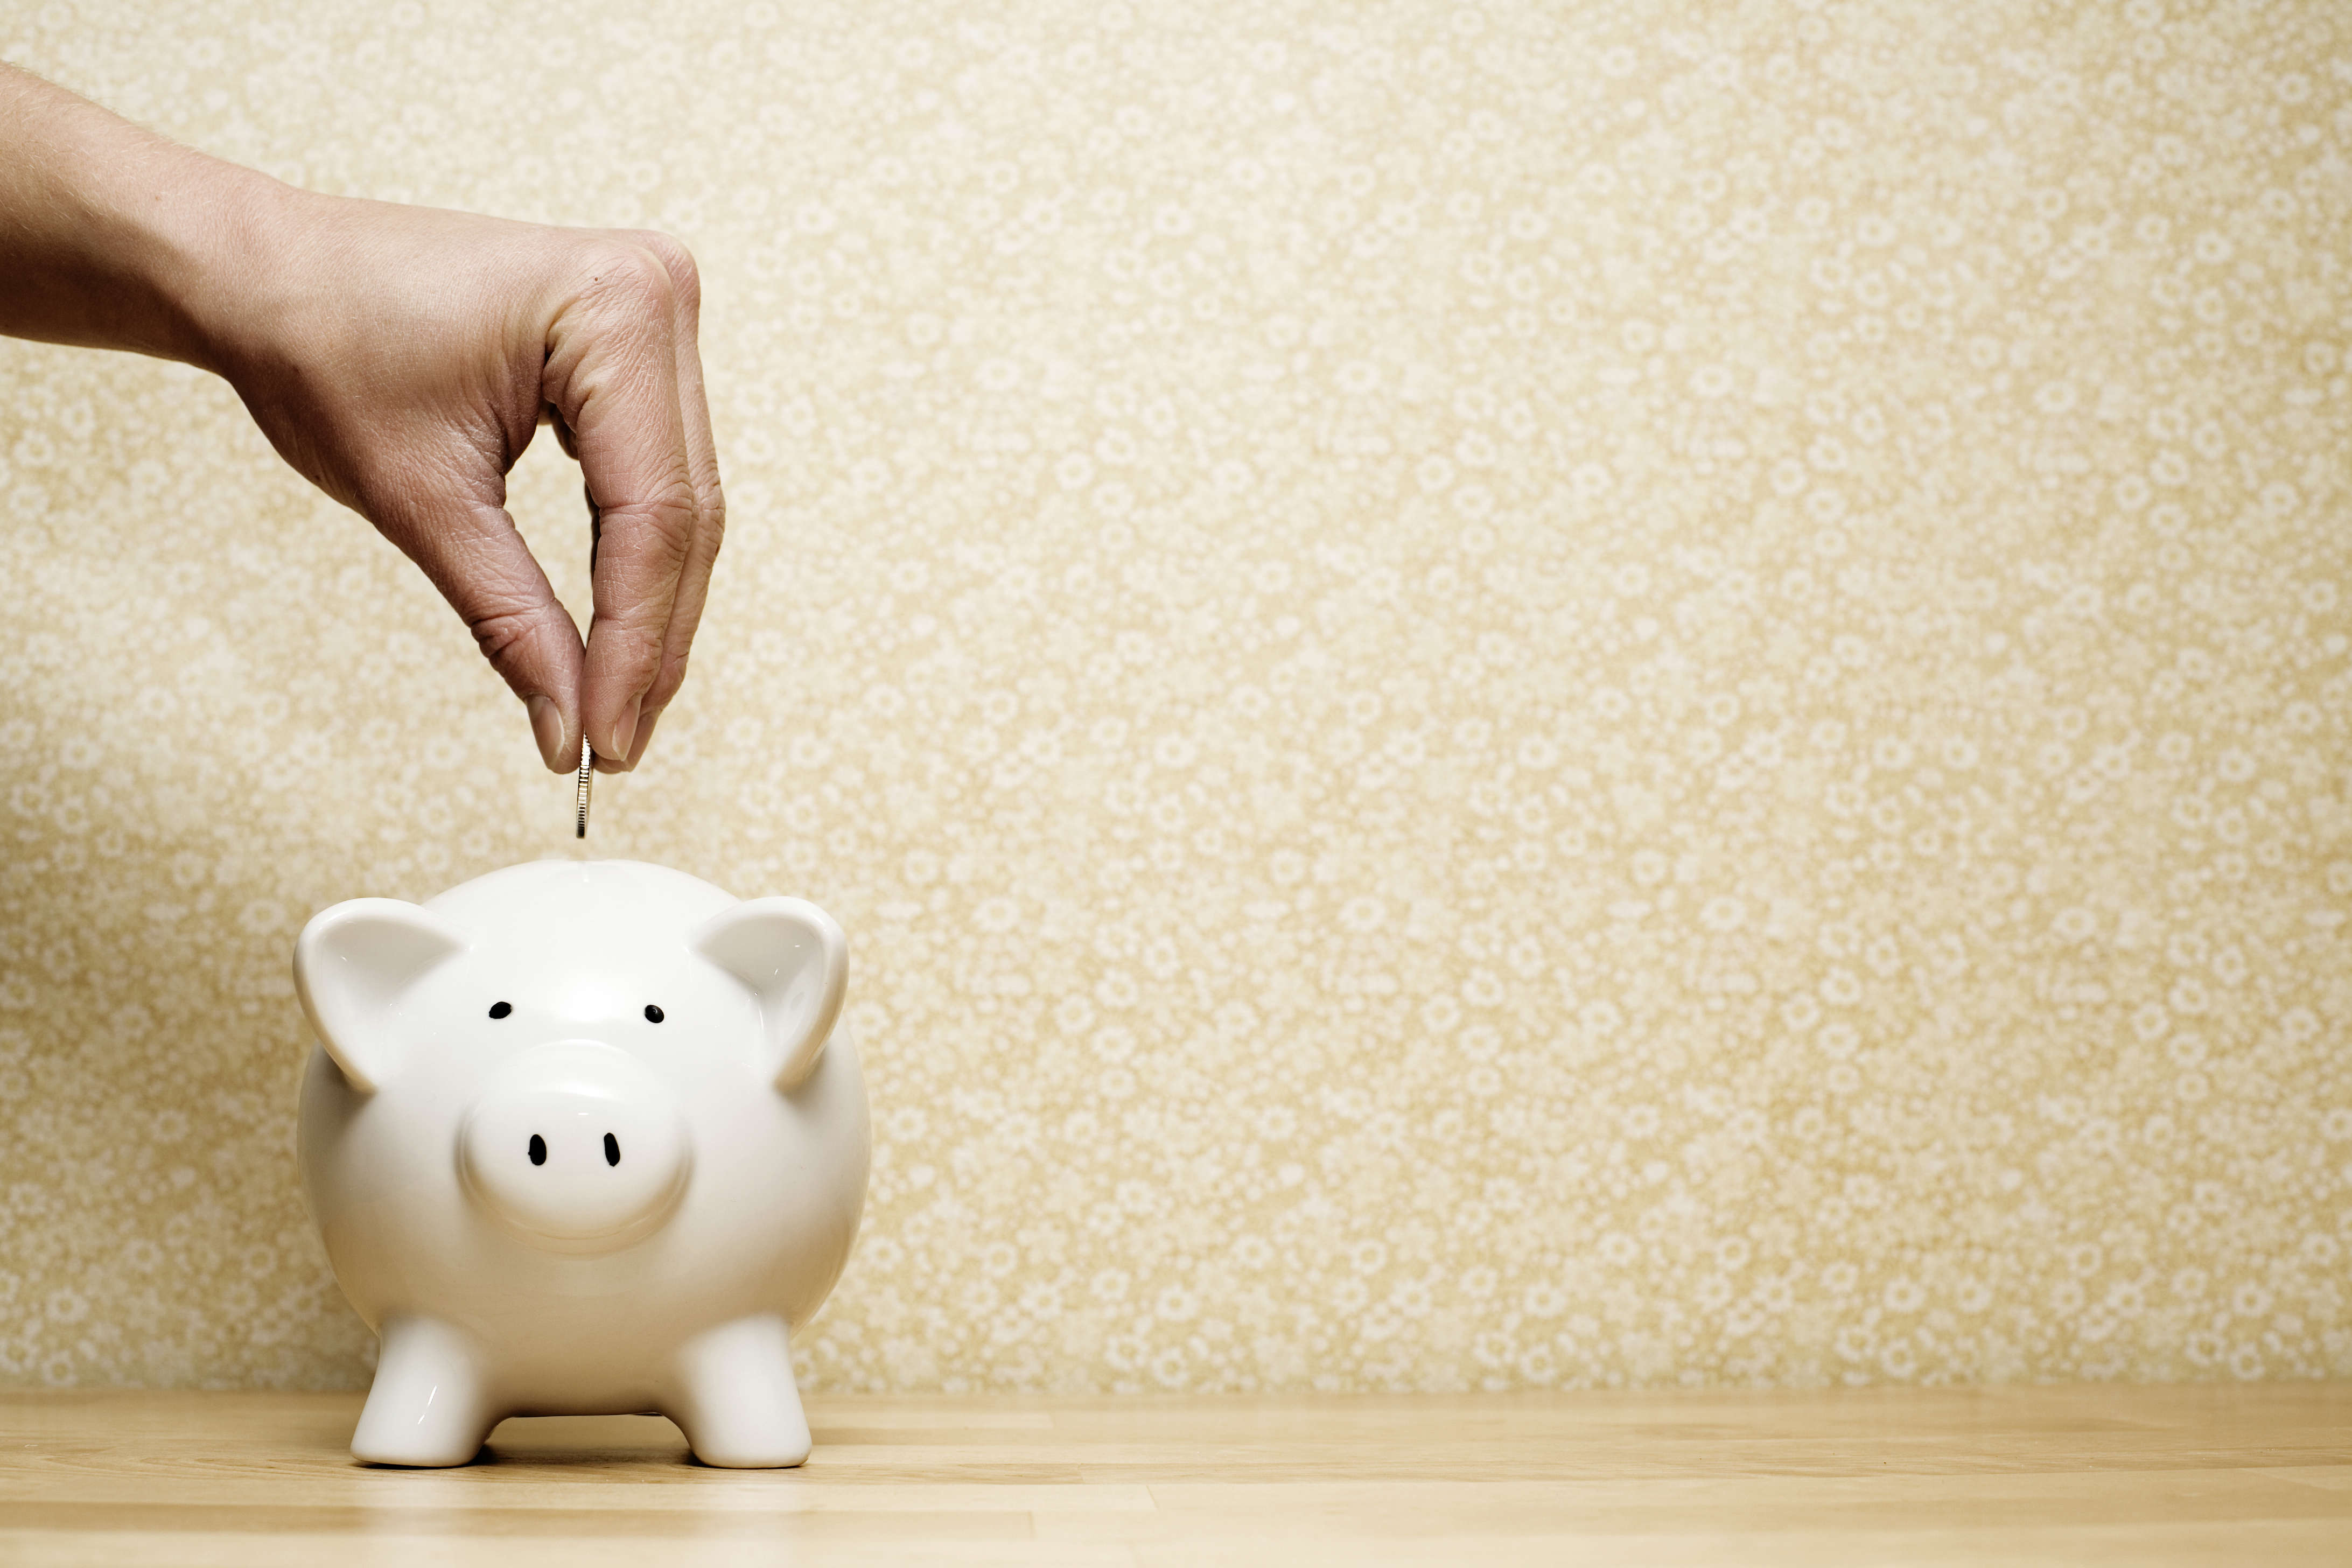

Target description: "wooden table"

left=1, top=1384, right=2346, bottom=1564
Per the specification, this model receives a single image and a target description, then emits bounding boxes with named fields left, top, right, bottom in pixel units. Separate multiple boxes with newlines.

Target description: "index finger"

left=540, top=240, right=698, bottom=767
left=610, top=231, right=724, bottom=772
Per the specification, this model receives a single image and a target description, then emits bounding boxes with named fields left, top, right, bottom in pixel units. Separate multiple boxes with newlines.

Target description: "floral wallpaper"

left=2, top=0, right=2349, bottom=1394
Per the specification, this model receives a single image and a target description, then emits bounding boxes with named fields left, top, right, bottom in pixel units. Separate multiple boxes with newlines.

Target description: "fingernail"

left=526, top=696, right=565, bottom=771
left=609, top=696, right=642, bottom=767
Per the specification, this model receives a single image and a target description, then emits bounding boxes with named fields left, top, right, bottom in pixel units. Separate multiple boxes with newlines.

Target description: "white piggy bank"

left=292, top=859, right=867, bottom=1468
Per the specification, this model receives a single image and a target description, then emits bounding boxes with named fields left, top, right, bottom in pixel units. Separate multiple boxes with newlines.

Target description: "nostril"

left=604, top=1132, right=621, bottom=1166
left=528, top=1133, right=546, bottom=1166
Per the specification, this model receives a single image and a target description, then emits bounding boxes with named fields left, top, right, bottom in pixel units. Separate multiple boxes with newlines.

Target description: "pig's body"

left=293, top=860, right=868, bottom=1467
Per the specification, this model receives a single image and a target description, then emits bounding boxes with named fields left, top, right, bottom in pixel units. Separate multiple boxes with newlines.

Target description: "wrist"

left=138, top=160, right=312, bottom=380
left=0, top=66, right=289, bottom=370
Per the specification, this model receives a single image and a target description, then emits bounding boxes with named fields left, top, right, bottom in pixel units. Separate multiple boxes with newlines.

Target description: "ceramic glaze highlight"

left=292, top=860, right=867, bottom=1467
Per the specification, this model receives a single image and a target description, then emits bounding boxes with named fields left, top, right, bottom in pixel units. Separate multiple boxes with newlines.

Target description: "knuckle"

left=467, top=600, right=561, bottom=666
left=580, top=241, right=677, bottom=318
left=631, top=230, right=702, bottom=310
left=601, top=486, right=699, bottom=557
left=593, top=621, right=670, bottom=689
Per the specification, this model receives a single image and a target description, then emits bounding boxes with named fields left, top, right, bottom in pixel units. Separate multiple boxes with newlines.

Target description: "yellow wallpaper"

left=3, top=1, right=2350, bottom=1394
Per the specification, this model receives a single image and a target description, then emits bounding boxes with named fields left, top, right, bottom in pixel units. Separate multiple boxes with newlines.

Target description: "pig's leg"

left=665, top=1315, right=811, bottom=1468
left=350, top=1314, right=496, bottom=1467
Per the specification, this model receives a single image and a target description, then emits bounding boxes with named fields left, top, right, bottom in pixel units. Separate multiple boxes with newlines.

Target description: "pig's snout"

left=459, top=1042, right=690, bottom=1254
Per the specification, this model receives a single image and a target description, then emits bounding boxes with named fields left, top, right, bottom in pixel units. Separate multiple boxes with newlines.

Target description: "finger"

left=542, top=243, right=697, bottom=766
left=372, top=486, right=584, bottom=773
left=594, top=699, right=662, bottom=774
left=632, top=232, right=726, bottom=740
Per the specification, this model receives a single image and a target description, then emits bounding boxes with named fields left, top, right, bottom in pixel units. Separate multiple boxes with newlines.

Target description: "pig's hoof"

left=669, top=1315, right=812, bottom=1468
left=351, top=1315, right=492, bottom=1467
left=351, top=1432, right=486, bottom=1467
left=689, top=1432, right=813, bottom=1469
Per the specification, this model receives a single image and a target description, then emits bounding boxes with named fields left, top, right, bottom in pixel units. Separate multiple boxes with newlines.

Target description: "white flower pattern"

left=1, top=0, right=2349, bottom=1393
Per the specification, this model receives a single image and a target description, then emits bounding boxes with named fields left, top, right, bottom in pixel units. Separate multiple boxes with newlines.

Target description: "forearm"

left=0, top=62, right=275, bottom=370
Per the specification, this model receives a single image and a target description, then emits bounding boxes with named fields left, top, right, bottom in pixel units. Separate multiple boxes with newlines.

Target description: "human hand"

left=193, top=189, right=723, bottom=773
left=1, top=66, right=719, bottom=773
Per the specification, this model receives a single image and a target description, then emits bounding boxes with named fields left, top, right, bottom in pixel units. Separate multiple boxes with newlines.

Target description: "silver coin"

left=575, top=737, right=593, bottom=839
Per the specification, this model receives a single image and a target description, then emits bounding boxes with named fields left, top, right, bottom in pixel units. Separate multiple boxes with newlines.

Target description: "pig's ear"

left=691, top=897, right=848, bottom=1093
left=293, top=899, right=471, bottom=1094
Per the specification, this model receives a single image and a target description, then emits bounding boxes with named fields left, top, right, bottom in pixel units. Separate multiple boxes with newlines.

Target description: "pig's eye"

left=604, top=1132, right=621, bottom=1166
left=643, top=1004, right=665, bottom=1024
left=488, top=1002, right=512, bottom=1020
left=528, top=1133, right=546, bottom=1166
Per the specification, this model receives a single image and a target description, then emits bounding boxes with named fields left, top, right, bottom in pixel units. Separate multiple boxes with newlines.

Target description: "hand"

left=204, top=191, right=724, bottom=774
left=0, top=64, right=722, bottom=774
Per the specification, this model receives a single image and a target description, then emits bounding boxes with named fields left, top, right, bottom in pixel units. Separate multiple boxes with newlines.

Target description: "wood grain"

left=0, top=1385, right=2345, bottom=1565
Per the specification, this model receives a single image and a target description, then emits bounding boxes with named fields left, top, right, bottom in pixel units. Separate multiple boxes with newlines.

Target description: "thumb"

left=373, top=489, right=585, bottom=772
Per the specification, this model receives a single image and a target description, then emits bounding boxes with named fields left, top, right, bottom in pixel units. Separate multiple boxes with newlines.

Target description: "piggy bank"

left=292, top=859, right=867, bottom=1468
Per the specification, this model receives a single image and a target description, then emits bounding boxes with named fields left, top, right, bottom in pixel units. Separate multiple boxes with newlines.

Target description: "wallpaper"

left=3, top=0, right=2349, bottom=1395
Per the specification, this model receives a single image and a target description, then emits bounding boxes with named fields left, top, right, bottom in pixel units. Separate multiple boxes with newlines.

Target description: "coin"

left=575, top=737, right=593, bottom=839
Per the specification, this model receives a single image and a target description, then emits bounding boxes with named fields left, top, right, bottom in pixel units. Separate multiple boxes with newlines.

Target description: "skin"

left=0, top=63, right=723, bottom=773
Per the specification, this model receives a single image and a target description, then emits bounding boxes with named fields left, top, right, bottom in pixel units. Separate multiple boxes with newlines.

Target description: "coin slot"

left=528, top=1133, right=546, bottom=1166
left=604, top=1132, right=621, bottom=1167
left=488, top=1001, right=512, bottom=1020
left=643, top=1004, right=664, bottom=1024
